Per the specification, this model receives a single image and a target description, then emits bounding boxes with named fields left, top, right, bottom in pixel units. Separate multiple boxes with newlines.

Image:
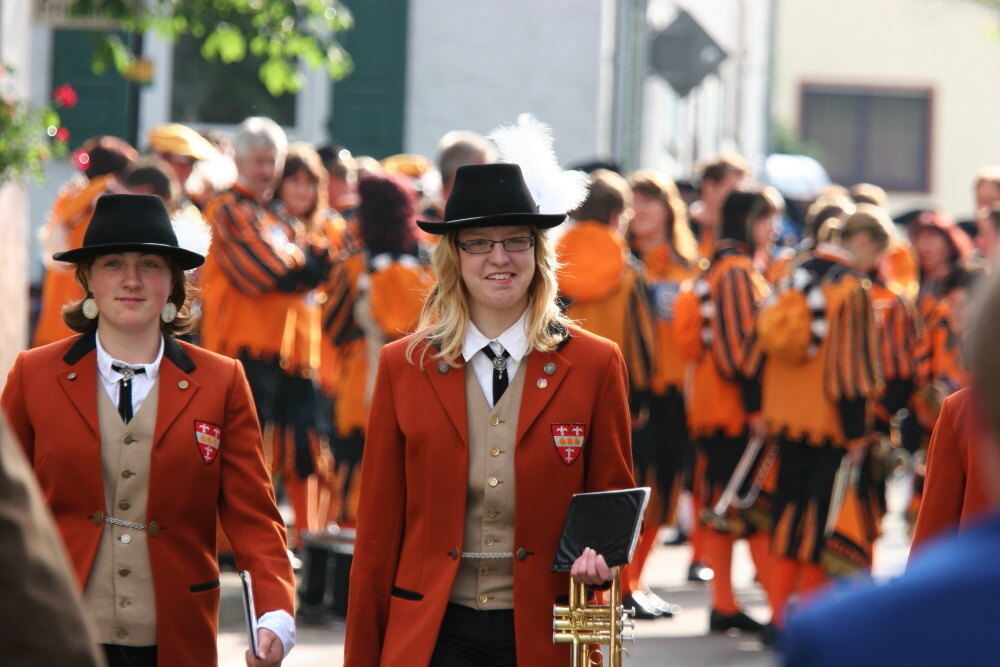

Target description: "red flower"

left=52, top=83, right=78, bottom=110
left=55, top=127, right=70, bottom=142
left=73, top=149, right=91, bottom=171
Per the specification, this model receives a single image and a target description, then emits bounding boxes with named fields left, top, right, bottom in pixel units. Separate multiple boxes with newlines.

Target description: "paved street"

left=218, top=478, right=913, bottom=666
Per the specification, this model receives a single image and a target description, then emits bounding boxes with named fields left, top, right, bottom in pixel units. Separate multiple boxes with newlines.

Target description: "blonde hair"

left=627, top=169, right=698, bottom=266
left=406, top=227, right=572, bottom=365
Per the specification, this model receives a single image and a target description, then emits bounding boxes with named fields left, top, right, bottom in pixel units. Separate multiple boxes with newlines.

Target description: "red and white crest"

left=194, top=420, right=222, bottom=464
left=551, top=423, right=587, bottom=466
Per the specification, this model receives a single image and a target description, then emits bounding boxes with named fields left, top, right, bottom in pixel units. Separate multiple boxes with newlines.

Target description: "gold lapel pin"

left=536, top=378, right=548, bottom=389
left=178, top=380, right=189, bottom=390
left=437, top=362, right=449, bottom=374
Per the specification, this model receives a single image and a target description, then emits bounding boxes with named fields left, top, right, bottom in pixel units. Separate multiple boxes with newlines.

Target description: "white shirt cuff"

left=257, top=609, right=296, bottom=658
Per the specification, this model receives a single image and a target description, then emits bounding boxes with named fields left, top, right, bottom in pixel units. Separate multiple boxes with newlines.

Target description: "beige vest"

left=83, top=380, right=159, bottom=646
left=449, top=360, right=526, bottom=610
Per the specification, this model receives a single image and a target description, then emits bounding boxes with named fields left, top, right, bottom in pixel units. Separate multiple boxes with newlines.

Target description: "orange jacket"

left=641, top=244, right=697, bottom=393
left=344, top=328, right=635, bottom=666
left=912, top=389, right=992, bottom=549
left=33, top=176, right=114, bottom=347
left=1, top=334, right=295, bottom=666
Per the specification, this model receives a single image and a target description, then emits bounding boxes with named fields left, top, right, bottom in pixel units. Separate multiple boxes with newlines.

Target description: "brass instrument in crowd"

left=553, top=572, right=635, bottom=667
left=700, top=436, right=773, bottom=531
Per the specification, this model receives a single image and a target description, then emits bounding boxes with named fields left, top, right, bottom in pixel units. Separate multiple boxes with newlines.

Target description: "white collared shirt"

left=462, top=309, right=530, bottom=408
left=95, top=331, right=297, bottom=655
left=95, top=331, right=163, bottom=416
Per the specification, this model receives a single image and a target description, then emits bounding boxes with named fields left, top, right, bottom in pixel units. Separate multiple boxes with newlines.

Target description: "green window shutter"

left=51, top=30, right=139, bottom=150
left=328, top=0, right=409, bottom=159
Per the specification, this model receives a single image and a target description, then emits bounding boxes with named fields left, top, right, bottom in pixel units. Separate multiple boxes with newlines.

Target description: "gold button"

left=67, top=372, right=78, bottom=380
left=489, top=448, right=501, bottom=457
left=447, top=548, right=459, bottom=560
left=478, top=594, right=488, bottom=604
left=118, top=501, right=130, bottom=511
left=148, top=521, right=162, bottom=537
left=123, top=434, right=136, bottom=445
left=487, top=477, right=499, bottom=487
left=486, top=508, right=499, bottom=519
left=178, top=380, right=189, bottom=389
left=120, top=534, right=132, bottom=544
left=116, top=628, right=128, bottom=639
left=119, top=598, right=130, bottom=608
left=121, top=469, right=134, bottom=479
left=484, top=537, right=495, bottom=546
left=119, top=568, right=131, bottom=577
left=490, top=416, right=501, bottom=426
left=481, top=566, right=493, bottom=575
left=90, top=511, right=105, bottom=526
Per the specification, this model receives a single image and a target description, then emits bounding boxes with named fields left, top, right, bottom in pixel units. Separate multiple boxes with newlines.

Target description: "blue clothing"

left=782, top=511, right=1000, bottom=666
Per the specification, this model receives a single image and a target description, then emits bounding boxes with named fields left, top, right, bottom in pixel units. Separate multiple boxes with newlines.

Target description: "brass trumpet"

left=553, top=572, right=635, bottom=667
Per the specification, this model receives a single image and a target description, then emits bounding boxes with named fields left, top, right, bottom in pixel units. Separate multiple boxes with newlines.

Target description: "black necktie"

left=481, top=345, right=511, bottom=405
left=112, top=363, right=146, bottom=424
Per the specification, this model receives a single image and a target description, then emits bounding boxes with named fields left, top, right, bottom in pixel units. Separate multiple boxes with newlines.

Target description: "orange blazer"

left=912, top=389, right=992, bottom=550
left=344, top=327, right=635, bottom=666
left=1, top=333, right=295, bottom=666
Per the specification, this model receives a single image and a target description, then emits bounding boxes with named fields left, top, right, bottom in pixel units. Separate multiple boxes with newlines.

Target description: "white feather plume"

left=487, top=114, right=589, bottom=215
left=171, top=212, right=212, bottom=264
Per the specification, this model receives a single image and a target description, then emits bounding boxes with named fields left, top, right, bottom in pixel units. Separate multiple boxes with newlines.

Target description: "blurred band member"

left=688, top=153, right=751, bottom=257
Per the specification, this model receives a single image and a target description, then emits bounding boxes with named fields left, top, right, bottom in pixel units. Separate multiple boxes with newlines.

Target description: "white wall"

left=404, top=0, right=615, bottom=167
left=0, top=0, right=34, bottom=373
left=774, top=0, right=1000, bottom=218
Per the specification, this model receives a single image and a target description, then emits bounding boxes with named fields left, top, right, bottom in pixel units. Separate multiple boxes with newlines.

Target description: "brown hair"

left=122, top=158, right=180, bottom=209
left=63, top=255, right=196, bottom=336
left=627, top=169, right=698, bottom=265
left=570, top=169, right=631, bottom=226
left=80, top=136, right=138, bottom=180
left=840, top=206, right=891, bottom=252
left=696, top=152, right=751, bottom=184
left=277, top=142, right=329, bottom=227
left=849, top=183, right=888, bottom=209
left=805, top=194, right=855, bottom=240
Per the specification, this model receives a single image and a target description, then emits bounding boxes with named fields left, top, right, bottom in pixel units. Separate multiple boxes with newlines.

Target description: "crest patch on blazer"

left=194, top=420, right=222, bottom=464
left=551, top=423, right=586, bottom=466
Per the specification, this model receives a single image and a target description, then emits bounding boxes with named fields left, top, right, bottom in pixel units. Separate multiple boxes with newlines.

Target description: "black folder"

left=551, top=487, right=650, bottom=572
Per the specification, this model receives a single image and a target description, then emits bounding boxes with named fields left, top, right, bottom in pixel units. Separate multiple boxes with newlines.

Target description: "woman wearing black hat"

left=344, top=117, right=636, bottom=666
left=1, top=194, right=295, bottom=667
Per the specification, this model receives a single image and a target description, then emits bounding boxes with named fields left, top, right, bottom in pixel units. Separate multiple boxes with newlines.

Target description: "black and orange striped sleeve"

left=206, top=193, right=303, bottom=297
left=321, top=257, right=364, bottom=347
left=623, top=268, right=657, bottom=395
left=711, top=264, right=766, bottom=413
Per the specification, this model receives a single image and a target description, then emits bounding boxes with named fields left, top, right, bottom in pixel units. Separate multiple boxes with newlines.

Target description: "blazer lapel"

left=424, top=359, right=469, bottom=446
left=153, top=337, right=199, bottom=447
left=516, top=348, right=571, bottom=443
left=57, top=333, right=100, bottom=439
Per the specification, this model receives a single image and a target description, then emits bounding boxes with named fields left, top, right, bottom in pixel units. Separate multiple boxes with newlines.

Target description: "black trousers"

left=102, top=644, right=157, bottom=667
left=430, top=603, right=516, bottom=666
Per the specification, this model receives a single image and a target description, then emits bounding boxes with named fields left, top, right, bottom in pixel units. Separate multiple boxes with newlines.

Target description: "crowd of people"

left=6, top=111, right=1000, bottom=665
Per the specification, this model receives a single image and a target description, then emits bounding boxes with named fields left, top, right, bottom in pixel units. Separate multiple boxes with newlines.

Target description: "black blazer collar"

left=62, top=331, right=196, bottom=373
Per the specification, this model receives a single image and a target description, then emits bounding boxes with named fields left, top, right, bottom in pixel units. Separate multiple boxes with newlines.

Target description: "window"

left=170, top=34, right=296, bottom=126
left=801, top=85, right=931, bottom=192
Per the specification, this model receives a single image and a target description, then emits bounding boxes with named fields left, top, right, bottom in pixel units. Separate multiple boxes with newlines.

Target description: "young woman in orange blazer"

left=344, top=162, right=635, bottom=666
left=2, top=194, right=295, bottom=667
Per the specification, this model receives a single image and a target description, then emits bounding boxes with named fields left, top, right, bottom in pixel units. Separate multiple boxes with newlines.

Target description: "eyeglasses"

left=456, top=236, right=535, bottom=254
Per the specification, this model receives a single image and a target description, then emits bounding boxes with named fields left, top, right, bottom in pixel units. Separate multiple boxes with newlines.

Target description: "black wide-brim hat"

left=417, top=163, right=566, bottom=234
left=53, top=193, right=205, bottom=269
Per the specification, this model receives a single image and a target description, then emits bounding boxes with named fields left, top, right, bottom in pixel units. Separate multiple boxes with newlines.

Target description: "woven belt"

left=461, top=552, right=513, bottom=559
left=105, top=516, right=146, bottom=530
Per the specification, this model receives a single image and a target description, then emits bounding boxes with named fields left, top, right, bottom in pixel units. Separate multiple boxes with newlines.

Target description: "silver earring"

left=161, top=302, right=178, bottom=323
left=82, top=297, right=99, bottom=320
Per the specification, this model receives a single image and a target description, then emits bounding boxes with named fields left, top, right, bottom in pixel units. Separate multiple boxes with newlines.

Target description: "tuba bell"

left=553, top=571, right=635, bottom=667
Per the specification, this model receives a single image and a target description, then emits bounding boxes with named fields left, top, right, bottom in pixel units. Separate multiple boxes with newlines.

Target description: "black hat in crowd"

left=417, top=163, right=566, bottom=234
left=53, top=194, right=206, bottom=270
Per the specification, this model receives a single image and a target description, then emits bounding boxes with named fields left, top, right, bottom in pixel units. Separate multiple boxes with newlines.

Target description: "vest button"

left=148, top=521, right=162, bottom=537
left=118, top=568, right=131, bottom=577
left=119, top=534, right=132, bottom=544
left=484, top=537, right=495, bottom=546
left=116, top=628, right=128, bottom=639
left=486, top=508, right=498, bottom=519
left=118, top=501, right=130, bottom=511
left=487, top=477, right=499, bottom=487
left=118, top=597, right=131, bottom=608
left=121, top=469, right=134, bottom=479
left=481, top=567, right=493, bottom=575
left=489, top=448, right=501, bottom=457
left=478, top=594, right=488, bottom=604
left=122, top=434, right=136, bottom=445
left=490, top=417, right=501, bottom=426
left=90, top=511, right=105, bottom=526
